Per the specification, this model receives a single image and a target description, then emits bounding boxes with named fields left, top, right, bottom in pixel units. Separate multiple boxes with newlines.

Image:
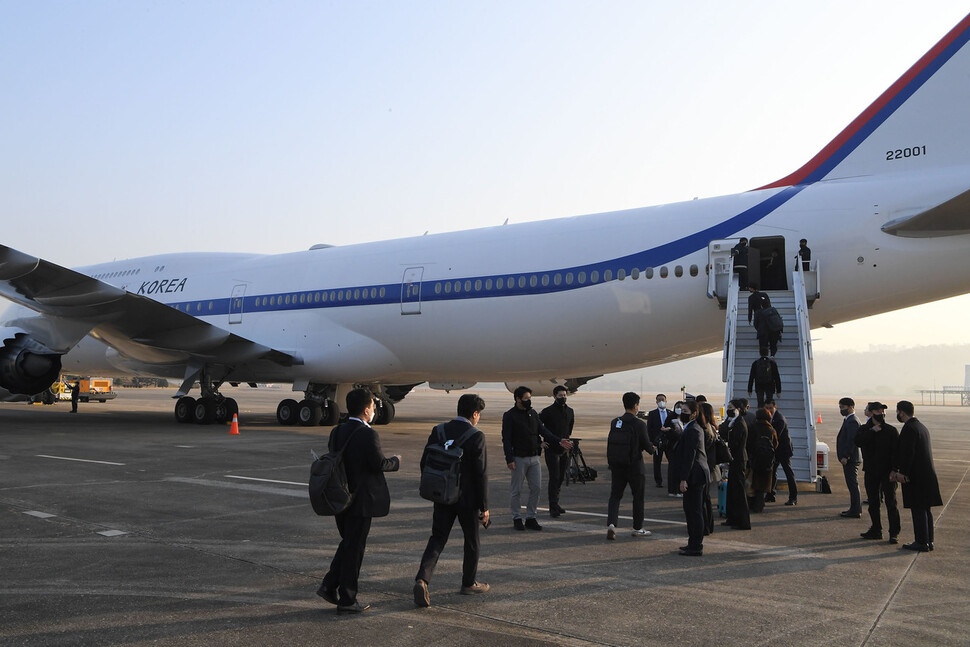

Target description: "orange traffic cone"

left=817, top=413, right=822, bottom=424
left=229, top=413, right=240, bottom=435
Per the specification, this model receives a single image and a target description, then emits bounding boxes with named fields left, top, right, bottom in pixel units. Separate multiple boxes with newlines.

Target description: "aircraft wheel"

left=320, top=399, right=339, bottom=426
left=215, top=398, right=239, bottom=424
left=193, top=397, right=216, bottom=424
left=175, top=396, right=196, bottom=424
left=277, top=398, right=299, bottom=425
left=298, top=400, right=322, bottom=426
left=374, top=399, right=395, bottom=425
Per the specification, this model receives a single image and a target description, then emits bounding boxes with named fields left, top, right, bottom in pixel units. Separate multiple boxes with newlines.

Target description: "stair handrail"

left=792, top=266, right=818, bottom=481
left=722, top=270, right=739, bottom=390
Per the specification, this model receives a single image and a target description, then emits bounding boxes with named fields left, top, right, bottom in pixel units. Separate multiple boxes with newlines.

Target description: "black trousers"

left=753, top=387, right=775, bottom=409
left=416, top=503, right=481, bottom=588
left=725, top=462, right=750, bottom=529
left=910, top=507, right=935, bottom=546
left=608, top=464, right=644, bottom=530
left=770, top=457, right=798, bottom=501
left=545, top=449, right=568, bottom=508
left=683, top=481, right=706, bottom=551
left=652, top=452, right=664, bottom=486
left=322, top=514, right=372, bottom=606
left=666, top=452, right=678, bottom=495
left=864, top=472, right=900, bottom=537
left=702, top=482, right=714, bottom=535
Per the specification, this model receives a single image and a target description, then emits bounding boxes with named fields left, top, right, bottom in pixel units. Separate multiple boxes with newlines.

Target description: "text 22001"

left=886, top=146, right=926, bottom=160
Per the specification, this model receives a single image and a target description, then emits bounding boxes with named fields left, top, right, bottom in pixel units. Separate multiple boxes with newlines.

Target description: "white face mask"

left=674, top=407, right=682, bottom=415
left=658, top=401, right=666, bottom=409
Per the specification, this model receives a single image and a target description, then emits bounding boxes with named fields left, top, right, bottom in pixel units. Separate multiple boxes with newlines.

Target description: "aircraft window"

left=285, top=295, right=291, bottom=305
left=321, top=292, right=327, bottom=302
left=509, top=276, right=516, bottom=289
left=434, top=282, right=441, bottom=294
left=453, top=281, right=461, bottom=294
left=270, top=296, right=276, bottom=306
left=565, top=272, right=573, bottom=285
left=299, top=294, right=305, bottom=303
left=196, top=303, right=202, bottom=312
left=529, top=275, right=537, bottom=287
left=379, top=287, right=386, bottom=298
left=444, top=282, right=452, bottom=294
left=645, top=267, right=654, bottom=279
left=208, top=301, right=214, bottom=311
left=464, top=280, right=471, bottom=292
left=554, top=273, right=562, bottom=286
left=675, top=265, right=683, bottom=278
left=604, top=269, right=613, bottom=281
left=483, top=278, right=491, bottom=290
left=370, top=288, right=376, bottom=298
left=631, top=268, right=639, bottom=280
left=590, top=270, right=599, bottom=283
left=690, top=264, right=699, bottom=277
left=617, top=269, right=625, bottom=280
left=496, top=277, right=503, bottom=289
left=660, top=266, right=668, bottom=278
left=475, top=279, right=482, bottom=291
left=541, top=274, right=549, bottom=287
left=329, top=291, right=336, bottom=301
left=578, top=271, right=586, bottom=284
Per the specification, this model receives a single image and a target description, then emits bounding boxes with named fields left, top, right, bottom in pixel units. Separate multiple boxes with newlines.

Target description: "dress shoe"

left=679, top=545, right=690, bottom=551
left=888, top=536, right=899, bottom=545
left=316, top=585, right=338, bottom=605
left=513, top=518, right=525, bottom=531
left=606, top=524, right=616, bottom=540
left=524, top=518, right=542, bottom=531
left=860, top=529, right=883, bottom=540
left=337, top=602, right=370, bottom=613
left=549, top=509, right=561, bottom=518
left=784, top=499, right=797, bottom=506
left=413, top=579, right=430, bottom=608
left=765, top=494, right=776, bottom=503
left=655, top=483, right=664, bottom=488
left=929, top=542, right=935, bottom=551
left=902, top=542, right=930, bottom=552
left=679, top=548, right=703, bottom=556
left=840, top=511, right=861, bottom=518
left=459, top=581, right=490, bottom=595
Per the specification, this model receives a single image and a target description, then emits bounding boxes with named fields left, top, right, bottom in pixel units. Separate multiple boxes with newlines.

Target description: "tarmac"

left=1, top=387, right=968, bottom=647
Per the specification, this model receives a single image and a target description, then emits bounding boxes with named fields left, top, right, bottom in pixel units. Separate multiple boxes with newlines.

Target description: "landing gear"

left=320, top=399, right=339, bottom=426
left=215, top=398, right=238, bottom=424
left=173, top=366, right=237, bottom=426
left=175, top=396, right=195, bottom=423
left=193, top=397, right=216, bottom=424
left=297, top=399, right=322, bottom=426
left=277, top=398, right=299, bottom=425
left=373, top=398, right=395, bottom=425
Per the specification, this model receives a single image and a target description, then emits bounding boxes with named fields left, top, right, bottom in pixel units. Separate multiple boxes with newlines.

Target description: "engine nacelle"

left=0, top=329, right=63, bottom=396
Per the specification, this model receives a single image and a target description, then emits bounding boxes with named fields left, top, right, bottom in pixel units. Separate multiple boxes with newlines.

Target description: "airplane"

left=3, top=14, right=970, bottom=426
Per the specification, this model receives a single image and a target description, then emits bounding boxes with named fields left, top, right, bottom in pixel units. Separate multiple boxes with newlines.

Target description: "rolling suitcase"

left=717, top=477, right=728, bottom=517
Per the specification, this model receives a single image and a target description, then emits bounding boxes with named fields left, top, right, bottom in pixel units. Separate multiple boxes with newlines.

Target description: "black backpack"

left=419, top=424, right=479, bottom=505
left=751, top=433, right=775, bottom=471
left=309, top=425, right=364, bottom=515
left=606, top=416, right=639, bottom=466
left=761, top=306, right=784, bottom=334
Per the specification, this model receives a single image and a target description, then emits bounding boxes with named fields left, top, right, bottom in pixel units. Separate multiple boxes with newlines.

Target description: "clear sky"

left=2, top=2, right=969, bottom=354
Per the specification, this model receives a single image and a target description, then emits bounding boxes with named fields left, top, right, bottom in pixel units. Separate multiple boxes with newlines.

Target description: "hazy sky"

left=3, top=2, right=969, bottom=354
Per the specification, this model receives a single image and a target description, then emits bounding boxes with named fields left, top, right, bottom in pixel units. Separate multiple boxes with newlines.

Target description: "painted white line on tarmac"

left=97, top=530, right=128, bottom=537
left=225, top=475, right=303, bottom=487
left=166, top=476, right=306, bottom=498
left=24, top=511, right=56, bottom=519
left=537, top=507, right=687, bottom=526
left=36, top=454, right=125, bottom=466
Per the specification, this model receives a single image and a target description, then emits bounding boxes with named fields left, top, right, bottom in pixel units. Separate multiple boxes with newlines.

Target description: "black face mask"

left=556, top=397, right=567, bottom=406
left=873, top=414, right=885, bottom=425
left=680, top=412, right=691, bottom=423
left=726, top=409, right=736, bottom=418
left=839, top=407, right=848, bottom=417
left=520, top=399, right=532, bottom=410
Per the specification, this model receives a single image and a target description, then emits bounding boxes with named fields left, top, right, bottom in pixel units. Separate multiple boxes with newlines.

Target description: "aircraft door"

left=229, top=284, right=246, bottom=324
left=401, top=267, right=423, bottom=315
left=749, top=236, right=787, bottom=290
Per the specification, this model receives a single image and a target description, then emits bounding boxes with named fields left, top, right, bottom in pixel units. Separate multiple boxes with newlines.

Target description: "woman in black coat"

left=723, top=400, right=751, bottom=530
left=748, top=408, right=778, bottom=514
left=673, top=401, right=711, bottom=555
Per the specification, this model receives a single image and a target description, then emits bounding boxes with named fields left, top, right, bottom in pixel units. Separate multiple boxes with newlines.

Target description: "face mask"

left=674, top=407, right=682, bottom=415
left=897, top=413, right=904, bottom=423
left=521, top=399, right=532, bottom=410
left=839, top=407, right=848, bottom=417
left=873, top=414, right=885, bottom=424
left=680, top=412, right=691, bottom=423
left=658, top=401, right=666, bottom=409
left=726, top=409, right=736, bottom=418
left=556, top=396, right=567, bottom=405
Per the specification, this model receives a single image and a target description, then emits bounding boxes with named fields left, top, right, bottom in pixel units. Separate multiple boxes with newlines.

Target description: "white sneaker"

left=631, top=528, right=652, bottom=537
left=667, top=493, right=677, bottom=498
left=675, top=493, right=684, bottom=498
left=606, top=524, right=616, bottom=540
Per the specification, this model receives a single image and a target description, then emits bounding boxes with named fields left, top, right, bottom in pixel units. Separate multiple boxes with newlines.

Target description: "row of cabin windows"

left=93, top=265, right=168, bottom=280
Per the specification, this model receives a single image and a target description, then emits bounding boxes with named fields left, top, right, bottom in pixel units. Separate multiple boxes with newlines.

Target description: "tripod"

left=565, top=438, right=596, bottom=484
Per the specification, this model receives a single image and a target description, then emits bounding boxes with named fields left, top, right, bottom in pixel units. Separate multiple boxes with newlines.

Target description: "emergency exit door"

left=401, top=267, right=423, bottom=315
left=229, top=284, right=246, bottom=324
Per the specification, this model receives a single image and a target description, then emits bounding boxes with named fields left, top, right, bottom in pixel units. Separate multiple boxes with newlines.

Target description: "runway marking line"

left=24, top=510, right=56, bottom=519
left=36, top=454, right=125, bottom=466
left=225, top=475, right=303, bottom=487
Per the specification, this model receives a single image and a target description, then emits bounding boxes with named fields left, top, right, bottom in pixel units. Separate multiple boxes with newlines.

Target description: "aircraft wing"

left=0, top=244, right=295, bottom=367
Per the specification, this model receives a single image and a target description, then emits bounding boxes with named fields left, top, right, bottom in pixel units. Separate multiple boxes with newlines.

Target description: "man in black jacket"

left=891, top=401, right=943, bottom=552
left=645, top=393, right=672, bottom=488
left=606, top=392, right=655, bottom=540
left=855, top=402, right=900, bottom=543
left=731, top=237, right=749, bottom=290
left=318, top=388, right=401, bottom=613
left=414, top=394, right=490, bottom=607
left=765, top=400, right=797, bottom=506
left=747, top=356, right=781, bottom=408
left=540, top=386, right=574, bottom=517
left=502, top=386, right=572, bottom=531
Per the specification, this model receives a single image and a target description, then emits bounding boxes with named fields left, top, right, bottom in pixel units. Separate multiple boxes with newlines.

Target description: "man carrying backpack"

left=413, top=394, right=490, bottom=607
left=747, top=355, right=782, bottom=408
left=605, top=392, right=656, bottom=540
left=753, top=303, right=784, bottom=357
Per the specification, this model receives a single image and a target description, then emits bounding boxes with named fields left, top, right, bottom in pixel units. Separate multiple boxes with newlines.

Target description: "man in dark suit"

left=605, top=392, right=655, bottom=540
left=318, top=388, right=401, bottom=613
left=673, top=400, right=711, bottom=555
left=731, top=237, right=749, bottom=290
left=747, top=288, right=770, bottom=324
left=645, top=393, right=672, bottom=488
left=539, top=385, right=574, bottom=517
left=747, top=356, right=781, bottom=408
left=855, top=402, right=900, bottom=543
left=891, top=401, right=943, bottom=552
left=836, top=397, right=863, bottom=518
left=414, top=394, right=490, bottom=607
left=765, top=399, right=797, bottom=506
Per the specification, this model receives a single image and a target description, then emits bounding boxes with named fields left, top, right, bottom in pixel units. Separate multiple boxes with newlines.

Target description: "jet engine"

left=0, top=329, right=63, bottom=396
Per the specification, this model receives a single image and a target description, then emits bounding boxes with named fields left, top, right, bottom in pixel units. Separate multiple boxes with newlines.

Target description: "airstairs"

left=709, top=240, right=821, bottom=482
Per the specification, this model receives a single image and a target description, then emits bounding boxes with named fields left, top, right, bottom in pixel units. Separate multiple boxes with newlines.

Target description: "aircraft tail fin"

left=758, top=13, right=970, bottom=189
